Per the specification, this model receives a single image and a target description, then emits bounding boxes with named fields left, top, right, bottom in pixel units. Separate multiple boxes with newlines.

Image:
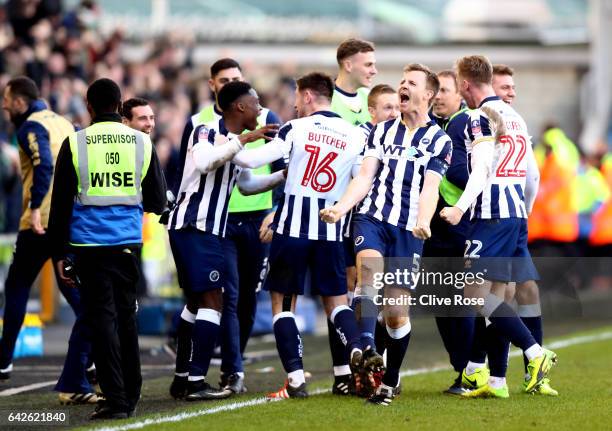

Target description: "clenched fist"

left=320, top=205, right=345, bottom=224
left=439, top=206, right=464, bottom=226
left=412, top=224, right=431, bottom=240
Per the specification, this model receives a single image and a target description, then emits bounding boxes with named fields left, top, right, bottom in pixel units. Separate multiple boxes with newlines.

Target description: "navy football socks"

left=273, top=312, right=304, bottom=373
left=327, top=318, right=349, bottom=374
left=331, top=305, right=362, bottom=353
left=352, top=296, right=378, bottom=351
left=483, top=295, right=537, bottom=352
left=382, top=322, right=411, bottom=388
left=188, top=308, right=221, bottom=380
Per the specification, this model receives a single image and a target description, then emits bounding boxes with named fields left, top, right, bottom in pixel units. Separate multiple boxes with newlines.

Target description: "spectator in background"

left=6, top=0, right=63, bottom=47
left=0, top=76, right=97, bottom=405
left=529, top=123, right=580, bottom=251
left=529, top=123, right=582, bottom=314
left=576, top=151, right=609, bottom=246
left=589, top=146, right=612, bottom=290
left=121, top=97, right=155, bottom=135
left=0, top=137, right=19, bottom=233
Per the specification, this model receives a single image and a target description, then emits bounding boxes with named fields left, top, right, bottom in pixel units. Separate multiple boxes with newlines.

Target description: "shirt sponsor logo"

left=313, top=122, right=347, bottom=138
left=382, top=145, right=420, bottom=160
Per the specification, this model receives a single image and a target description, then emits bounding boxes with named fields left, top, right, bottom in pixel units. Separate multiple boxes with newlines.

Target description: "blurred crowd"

left=0, top=0, right=297, bottom=234
left=1, top=0, right=611, bottom=292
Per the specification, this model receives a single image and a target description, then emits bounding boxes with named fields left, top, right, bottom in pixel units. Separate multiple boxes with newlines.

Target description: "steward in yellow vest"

left=48, top=78, right=166, bottom=420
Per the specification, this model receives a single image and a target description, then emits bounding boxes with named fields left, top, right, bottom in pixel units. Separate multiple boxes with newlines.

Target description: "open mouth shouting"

left=399, top=91, right=410, bottom=106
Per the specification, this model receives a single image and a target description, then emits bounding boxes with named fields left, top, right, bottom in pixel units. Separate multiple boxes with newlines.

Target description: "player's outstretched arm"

left=440, top=139, right=495, bottom=225
left=232, top=138, right=286, bottom=169
left=192, top=124, right=279, bottom=174
left=237, top=168, right=286, bottom=196
left=232, top=123, right=287, bottom=170
left=192, top=134, right=243, bottom=174
left=413, top=171, right=442, bottom=240
left=238, top=124, right=280, bottom=145
left=320, top=156, right=379, bottom=223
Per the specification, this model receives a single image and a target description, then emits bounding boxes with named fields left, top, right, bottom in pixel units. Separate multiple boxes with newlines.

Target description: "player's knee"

left=271, top=292, right=294, bottom=315
left=385, top=314, right=409, bottom=330
left=197, top=289, right=223, bottom=311
left=358, top=263, right=374, bottom=285
left=322, top=294, right=349, bottom=316
left=386, top=319, right=411, bottom=338
left=515, top=279, right=539, bottom=304
left=186, top=301, right=198, bottom=315
left=357, top=250, right=383, bottom=282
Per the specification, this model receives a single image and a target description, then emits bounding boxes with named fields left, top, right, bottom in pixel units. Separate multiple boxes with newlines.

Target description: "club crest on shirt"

left=198, top=126, right=209, bottom=142
left=209, top=270, right=220, bottom=282
left=471, top=119, right=481, bottom=135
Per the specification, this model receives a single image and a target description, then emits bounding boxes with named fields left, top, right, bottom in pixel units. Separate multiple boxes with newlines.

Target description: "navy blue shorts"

left=352, top=214, right=423, bottom=285
left=169, top=227, right=226, bottom=294
left=264, top=233, right=347, bottom=297
left=352, top=214, right=423, bottom=258
left=465, top=218, right=539, bottom=283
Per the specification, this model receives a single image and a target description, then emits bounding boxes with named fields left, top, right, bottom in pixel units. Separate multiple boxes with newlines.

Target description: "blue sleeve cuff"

left=426, top=157, right=450, bottom=177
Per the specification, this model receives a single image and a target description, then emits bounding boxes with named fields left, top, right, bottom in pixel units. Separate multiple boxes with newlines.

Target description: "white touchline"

left=4, top=349, right=278, bottom=373
left=6, top=365, right=176, bottom=372
left=0, top=380, right=57, bottom=396
left=0, top=352, right=279, bottom=395
left=91, top=329, right=612, bottom=431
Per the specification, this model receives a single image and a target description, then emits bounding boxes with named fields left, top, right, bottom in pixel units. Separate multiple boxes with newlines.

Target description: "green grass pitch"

left=69, top=325, right=612, bottom=431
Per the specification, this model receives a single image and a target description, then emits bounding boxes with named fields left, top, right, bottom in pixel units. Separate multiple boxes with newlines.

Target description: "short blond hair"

left=455, top=55, right=493, bottom=86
